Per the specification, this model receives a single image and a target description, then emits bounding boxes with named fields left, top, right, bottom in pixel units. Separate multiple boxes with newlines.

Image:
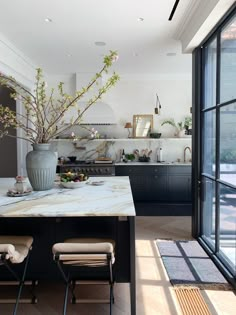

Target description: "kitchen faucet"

left=184, top=146, right=192, bottom=163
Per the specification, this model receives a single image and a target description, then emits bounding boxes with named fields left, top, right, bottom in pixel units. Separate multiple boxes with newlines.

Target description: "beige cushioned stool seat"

left=0, top=236, right=33, bottom=264
left=52, top=238, right=115, bottom=266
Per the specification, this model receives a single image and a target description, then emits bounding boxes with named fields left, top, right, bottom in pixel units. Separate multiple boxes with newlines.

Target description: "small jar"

left=14, top=176, right=28, bottom=193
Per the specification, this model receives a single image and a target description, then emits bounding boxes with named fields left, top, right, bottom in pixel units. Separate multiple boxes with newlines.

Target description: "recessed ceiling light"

left=95, top=41, right=106, bottom=46
left=67, top=53, right=72, bottom=58
left=45, top=17, right=53, bottom=23
left=166, top=53, right=176, bottom=56
left=137, top=17, right=144, bottom=22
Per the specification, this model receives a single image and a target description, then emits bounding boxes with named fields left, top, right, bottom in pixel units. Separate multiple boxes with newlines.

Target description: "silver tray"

left=7, top=190, right=32, bottom=197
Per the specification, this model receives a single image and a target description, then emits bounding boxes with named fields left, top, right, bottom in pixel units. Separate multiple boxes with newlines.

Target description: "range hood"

left=79, top=101, right=117, bottom=125
left=76, top=73, right=117, bottom=125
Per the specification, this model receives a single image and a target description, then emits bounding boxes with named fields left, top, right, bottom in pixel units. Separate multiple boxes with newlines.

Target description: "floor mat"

left=174, top=287, right=212, bottom=315
left=156, top=239, right=232, bottom=290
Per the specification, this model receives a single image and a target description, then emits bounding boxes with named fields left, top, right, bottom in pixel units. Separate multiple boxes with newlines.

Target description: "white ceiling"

left=0, top=0, right=192, bottom=75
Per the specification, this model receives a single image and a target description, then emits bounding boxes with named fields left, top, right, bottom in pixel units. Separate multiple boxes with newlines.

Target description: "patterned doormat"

left=156, top=240, right=232, bottom=290
left=174, top=287, right=212, bottom=315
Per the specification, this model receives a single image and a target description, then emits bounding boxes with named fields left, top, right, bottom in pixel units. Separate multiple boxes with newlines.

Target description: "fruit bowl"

left=60, top=172, right=89, bottom=189
left=61, top=180, right=88, bottom=189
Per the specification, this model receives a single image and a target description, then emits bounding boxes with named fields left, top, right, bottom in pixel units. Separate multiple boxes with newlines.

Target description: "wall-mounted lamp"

left=155, top=94, right=162, bottom=115
left=124, top=122, right=132, bottom=138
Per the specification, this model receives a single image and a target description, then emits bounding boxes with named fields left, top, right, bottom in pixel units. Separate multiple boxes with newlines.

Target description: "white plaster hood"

left=76, top=73, right=117, bottom=125
left=79, top=101, right=117, bottom=125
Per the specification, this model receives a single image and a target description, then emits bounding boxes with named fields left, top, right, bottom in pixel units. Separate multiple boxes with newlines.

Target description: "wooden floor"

left=1, top=216, right=236, bottom=314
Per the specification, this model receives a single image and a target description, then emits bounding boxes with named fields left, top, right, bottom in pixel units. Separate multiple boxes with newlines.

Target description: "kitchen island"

left=0, top=177, right=136, bottom=314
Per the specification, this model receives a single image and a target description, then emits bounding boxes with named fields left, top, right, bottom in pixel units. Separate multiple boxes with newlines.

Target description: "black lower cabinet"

left=115, top=165, right=192, bottom=215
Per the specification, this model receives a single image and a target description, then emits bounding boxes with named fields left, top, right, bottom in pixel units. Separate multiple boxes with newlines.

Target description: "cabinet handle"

left=154, top=175, right=158, bottom=178
left=154, top=169, right=158, bottom=172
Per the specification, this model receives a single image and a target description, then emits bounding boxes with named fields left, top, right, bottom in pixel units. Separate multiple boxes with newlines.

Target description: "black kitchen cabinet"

left=115, top=165, right=191, bottom=203
left=168, top=166, right=191, bottom=202
left=147, top=166, right=168, bottom=201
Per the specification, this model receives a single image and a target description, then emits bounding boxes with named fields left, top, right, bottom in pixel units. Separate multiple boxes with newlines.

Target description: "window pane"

left=219, top=184, right=236, bottom=273
left=202, top=177, right=215, bottom=248
left=221, top=17, right=236, bottom=103
left=204, top=38, right=217, bottom=109
left=220, top=104, right=236, bottom=186
left=202, top=110, right=216, bottom=176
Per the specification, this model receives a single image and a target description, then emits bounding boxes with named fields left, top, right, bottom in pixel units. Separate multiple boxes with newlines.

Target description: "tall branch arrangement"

left=0, top=51, right=119, bottom=143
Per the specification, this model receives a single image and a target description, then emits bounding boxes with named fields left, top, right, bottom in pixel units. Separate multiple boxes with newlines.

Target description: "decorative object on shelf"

left=154, top=93, right=162, bottom=115
left=161, top=116, right=192, bottom=137
left=133, top=114, right=153, bottom=138
left=150, top=132, right=162, bottom=138
left=124, top=122, right=132, bottom=138
left=14, top=176, right=28, bottom=193
left=184, top=116, right=192, bottom=135
left=0, top=51, right=119, bottom=190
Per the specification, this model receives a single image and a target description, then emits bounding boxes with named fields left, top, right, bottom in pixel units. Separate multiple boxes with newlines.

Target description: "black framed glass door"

left=194, top=6, right=236, bottom=286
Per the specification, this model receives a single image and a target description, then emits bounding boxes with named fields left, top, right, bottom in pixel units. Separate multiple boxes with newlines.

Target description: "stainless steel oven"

left=57, top=161, right=115, bottom=176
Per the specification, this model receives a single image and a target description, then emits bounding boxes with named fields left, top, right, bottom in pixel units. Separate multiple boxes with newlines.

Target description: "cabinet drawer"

left=153, top=166, right=168, bottom=175
left=115, top=165, right=168, bottom=175
left=168, top=166, right=191, bottom=175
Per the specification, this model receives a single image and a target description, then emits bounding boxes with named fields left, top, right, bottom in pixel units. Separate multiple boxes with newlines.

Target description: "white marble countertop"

left=0, top=177, right=136, bottom=217
left=115, top=162, right=192, bottom=166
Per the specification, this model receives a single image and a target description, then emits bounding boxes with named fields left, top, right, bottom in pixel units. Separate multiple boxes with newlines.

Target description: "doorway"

left=193, top=6, right=236, bottom=287
left=0, top=84, right=17, bottom=177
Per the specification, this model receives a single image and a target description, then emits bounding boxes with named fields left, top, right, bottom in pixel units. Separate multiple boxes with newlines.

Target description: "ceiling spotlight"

left=137, top=17, right=144, bottom=22
left=166, top=52, right=176, bottom=56
left=95, top=41, right=106, bottom=46
left=45, top=17, right=52, bottom=23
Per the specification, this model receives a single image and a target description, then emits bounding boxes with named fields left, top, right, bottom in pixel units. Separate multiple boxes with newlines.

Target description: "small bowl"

left=150, top=133, right=161, bottom=138
left=138, top=156, right=150, bottom=162
left=61, top=180, right=88, bottom=189
left=67, top=156, right=77, bottom=162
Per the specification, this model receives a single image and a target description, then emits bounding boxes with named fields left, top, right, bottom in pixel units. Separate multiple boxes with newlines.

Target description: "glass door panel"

left=221, top=16, right=236, bottom=103
left=202, top=110, right=216, bottom=176
left=202, top=177, right=216, bottom=249
left=203, top=38, right=217, bottom=109
left=219, top=184, right=236, bottom=274
left=220, top=105, right=236, bottom=186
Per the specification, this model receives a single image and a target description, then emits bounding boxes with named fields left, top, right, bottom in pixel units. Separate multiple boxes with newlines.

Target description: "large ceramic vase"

left=26, top=143, right=57, bottom=191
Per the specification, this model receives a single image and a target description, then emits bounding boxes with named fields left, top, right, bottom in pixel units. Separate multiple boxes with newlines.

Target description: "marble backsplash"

left=51, top=138, right=192, bottom=163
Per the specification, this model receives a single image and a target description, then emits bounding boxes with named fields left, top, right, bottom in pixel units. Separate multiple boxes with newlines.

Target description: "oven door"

left=57, top=164, right=115, bottom=176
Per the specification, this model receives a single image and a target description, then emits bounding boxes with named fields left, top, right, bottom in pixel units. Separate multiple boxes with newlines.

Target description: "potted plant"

left=0, top=51, right=119, bottom=190
left=161, top=116, right=192, bottom=137
left=125, top=153, right=135, bottom=162
left=184, top=116, right=192, bottom=135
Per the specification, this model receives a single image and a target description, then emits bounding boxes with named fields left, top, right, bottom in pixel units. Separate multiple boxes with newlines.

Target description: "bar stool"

left=52, top=238, right=115, bottom=315
left=0, top=235, right=36, bottom=315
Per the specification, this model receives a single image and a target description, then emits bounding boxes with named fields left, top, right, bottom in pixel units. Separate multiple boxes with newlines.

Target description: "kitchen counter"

left=0, top=176, right=135, bottom=217
left=0, top=176, right=136, bottom=314
left=115, top=162, right=191, bottom=166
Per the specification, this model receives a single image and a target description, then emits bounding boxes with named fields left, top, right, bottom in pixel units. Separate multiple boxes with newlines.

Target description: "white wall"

left=102, top=73, right=192, bottom=138
left=45, top=71, right=192, bottom=139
